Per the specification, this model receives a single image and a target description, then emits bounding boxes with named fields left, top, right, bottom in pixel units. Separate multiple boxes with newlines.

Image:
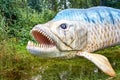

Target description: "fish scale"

left=87, top=23, right=120, bottom=51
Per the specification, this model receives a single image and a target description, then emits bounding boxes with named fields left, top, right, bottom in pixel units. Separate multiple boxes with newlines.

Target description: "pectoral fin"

left=77, top=52, right=116, bottom=77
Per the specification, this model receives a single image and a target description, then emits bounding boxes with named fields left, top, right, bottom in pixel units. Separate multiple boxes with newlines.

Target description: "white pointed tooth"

left=50, top=45, right=53, bottom=47
left=43, top=44, right=45, bottom=48
left=42, top=44, right=44, bottom=48
left=52, top=45, right=54, bottom=47
left=43, top=32, right=46, bottom=35
left=41, top=31, right=45, bottom=35
left=40, top=30, right=43, bottom=33
left=39, top=44, right=41, bottom=47
left=44, top=33, right=47, bottom=37
left=50, top=39, right=53, bottom=43
left=49, top=38, right=53, bottom=43
left=39, top=30, right=41, bottom=33
left=41, top=44, right=43, bottom=48
left=42, top=31, right=45, bottom=35
left=49, top=38, right=51, bottom=41
left=45, top=45, right=48, bottom=48
left=48, top=37, right=52, bottom=43
left=45, top=45, right=47, bottom=48
left=28, top=41, right=31, bottom=45
left=49, top=45, right=52, bottom=48
left=40, top=44, right=42, bottom=48
left=40, top=44, right=42, bottom=47
left=49, top=38, right=54, bottom=43
left=48, top=37, right=50, bottom=41
left=44, top=44, right=46, bottom=48
left=47, top=45, right=49, bottom=48
left=39, top=30, right=42, bottom=33
left=42, top=32, right=46, bottom=37
left=43, top=44, right=45, bottom=47
left=48, top=45, right=51, bottom=48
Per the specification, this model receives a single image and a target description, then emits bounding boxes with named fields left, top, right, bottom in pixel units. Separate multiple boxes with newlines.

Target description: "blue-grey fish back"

left=53, top=6, right=120, bottom=24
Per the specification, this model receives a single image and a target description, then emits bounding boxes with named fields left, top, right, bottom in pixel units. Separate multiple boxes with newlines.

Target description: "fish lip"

left=26, top=41, right=60, bottom=57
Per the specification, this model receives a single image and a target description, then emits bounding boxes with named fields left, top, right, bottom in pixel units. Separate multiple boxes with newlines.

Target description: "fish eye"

left=60, top=23, right=67, bottom=29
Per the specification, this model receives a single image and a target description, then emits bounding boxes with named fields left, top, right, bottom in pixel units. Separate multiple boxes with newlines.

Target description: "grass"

left=0, top=38, right=120, bottom=80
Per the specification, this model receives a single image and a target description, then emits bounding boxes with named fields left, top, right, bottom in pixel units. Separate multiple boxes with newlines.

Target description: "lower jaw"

left=26, top=41, right=61, bottom=57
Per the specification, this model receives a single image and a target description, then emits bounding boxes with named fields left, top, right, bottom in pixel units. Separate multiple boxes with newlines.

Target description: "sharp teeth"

left=46, top=45, right=48, bottom=48
left=47, top=37, right=53, bottom=43
left=39, top=30, right=42, bottom=33
left=42, top=44, right=44, bottom=48
left=48, top=37, right=51, bottom=41
left=44, top=45, right=47, bottom=48
left=45, top=34, right=48, bottom=37
left=42, top=31, right=44, bottom=34
left=28, top=41, right=55, bottom=49
left=37, top=29, right=54, bottom=44
left=49, top=45, right=52, bottom=48
left=48, top=45, right=51, bottom=48
left=30, top=29, right=55, bottom=48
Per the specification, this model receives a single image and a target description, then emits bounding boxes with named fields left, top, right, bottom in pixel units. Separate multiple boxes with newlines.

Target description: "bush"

left=0, top=0, right=56, bottom=45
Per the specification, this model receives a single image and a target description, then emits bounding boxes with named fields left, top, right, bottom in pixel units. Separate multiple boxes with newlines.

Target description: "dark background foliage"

left=0, top=0, right=120, bottom=44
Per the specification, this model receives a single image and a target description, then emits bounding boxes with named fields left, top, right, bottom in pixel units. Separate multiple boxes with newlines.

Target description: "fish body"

left=27, top=6, right=120, bottom=77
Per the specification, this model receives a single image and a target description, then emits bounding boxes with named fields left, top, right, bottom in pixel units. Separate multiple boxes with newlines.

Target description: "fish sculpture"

left=27, top=6, right=120, bottom=77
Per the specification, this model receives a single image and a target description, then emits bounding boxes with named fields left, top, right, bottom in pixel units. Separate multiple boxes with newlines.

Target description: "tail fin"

left=77, top=52, right=116, bottom=77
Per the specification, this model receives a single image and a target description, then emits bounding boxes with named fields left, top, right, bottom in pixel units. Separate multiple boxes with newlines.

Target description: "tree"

left=100, top=0, right=107, bottom=6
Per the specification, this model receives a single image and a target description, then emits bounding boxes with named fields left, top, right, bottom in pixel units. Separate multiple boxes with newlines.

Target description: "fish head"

left=27, top=10, right=88, bottom=58
left=27, top=20, right=87, bottom=57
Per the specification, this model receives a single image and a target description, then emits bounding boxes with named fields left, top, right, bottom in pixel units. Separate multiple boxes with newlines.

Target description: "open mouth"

left=27, top=29, right=56, bottom=49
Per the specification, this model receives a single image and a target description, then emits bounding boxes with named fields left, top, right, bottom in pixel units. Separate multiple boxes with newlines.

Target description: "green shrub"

left=0, top=0, right=56, bottom=45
